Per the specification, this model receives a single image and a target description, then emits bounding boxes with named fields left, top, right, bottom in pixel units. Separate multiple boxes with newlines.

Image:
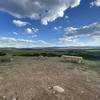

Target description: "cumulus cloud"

left=0, top=37, right=50, bottom=48
left=13, top=20, right=30, bottom=27
left=95, top=0, right=100, bottom=6
left=0, top=0, right=81, bottom=25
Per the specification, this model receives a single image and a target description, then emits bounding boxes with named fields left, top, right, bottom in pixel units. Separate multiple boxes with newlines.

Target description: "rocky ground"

left=0, top=57, right=100, bottom=100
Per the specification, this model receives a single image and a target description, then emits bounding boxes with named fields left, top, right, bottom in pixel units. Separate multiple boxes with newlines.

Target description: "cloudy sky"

left=0, top=0, right=100, bottom=48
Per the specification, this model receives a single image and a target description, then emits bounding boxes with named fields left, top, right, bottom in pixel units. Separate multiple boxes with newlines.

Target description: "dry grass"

left=0, top=57, right=100, bottom=100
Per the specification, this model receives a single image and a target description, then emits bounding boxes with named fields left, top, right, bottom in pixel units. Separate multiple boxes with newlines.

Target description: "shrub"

left=0, top=56, right=11, bottom=63
left=0, top=52, right=6, bottom=56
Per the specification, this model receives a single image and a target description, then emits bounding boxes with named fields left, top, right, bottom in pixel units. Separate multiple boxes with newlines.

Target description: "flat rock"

left=53, top=86, right=65, bottom=93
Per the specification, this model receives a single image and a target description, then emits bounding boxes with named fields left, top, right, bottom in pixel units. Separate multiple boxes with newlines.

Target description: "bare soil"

left=0, top=57, right=100, bottom=100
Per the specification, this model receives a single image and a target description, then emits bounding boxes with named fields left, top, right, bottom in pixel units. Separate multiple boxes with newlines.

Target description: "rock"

left=81, top=90, right=85, bottom=94
left=2, top=96, right=7, bottom=100
left=52, top=90, right=56, bottom=94
left=0, top=76, right=3, bottom=80
left=53, top=86, right=65, bottom=93
left=86, top=76, right=91, bottom=82
left=48, top=86, right=52, bottom=90
left=10, top=58, right=14, bottom=61
left=3, top=96, right=6, bottom=99
left=12, top=97, right=17, bottom=100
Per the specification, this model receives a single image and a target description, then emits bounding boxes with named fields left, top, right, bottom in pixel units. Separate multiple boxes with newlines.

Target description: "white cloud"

left=96, top=0, right=100, bottom=6
left=0, top=37, right=51, bottom=48
left=13, top=32, right=18, bottom=35
left=54, top=26, right=62, bottom=31
left=64, top=22, right=100, bottom=36
left=13, top=20, right=30, bottom=27
left=70, top=0, right=81, bottom=8
left=57, top=22, right=100, bottom=46
left=54, top=27, right=58, bottom=30
left=32, top=27, right=39, bottom=33
left=0, top=0, right=81, bottom=25
left=58, top=35, right=100, bottom=46
left=32, top=34, right=37, bottom=38
left=25, top=27, right=39, bottom=34
left=25, top=28, right=33, bottom=34
left=1, top=37, right=17, bottom=41
left=64, top=27, right=77, bottom=34
left=59, top=36, right=78, bottom=44
left=65, top=15, right=69, bottom=19
left=90, top=0, right=100, bottom=7
left=38, top=40, right=48, bottom=44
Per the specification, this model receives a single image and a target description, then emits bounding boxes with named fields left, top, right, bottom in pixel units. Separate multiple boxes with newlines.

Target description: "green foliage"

left=0, top=52, right=6, bottom=56
left=0, top=48, right=100, bottom=60
left=0, top=56, right=11, bottom=63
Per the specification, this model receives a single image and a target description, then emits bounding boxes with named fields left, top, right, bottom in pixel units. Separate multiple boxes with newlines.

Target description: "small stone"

left=2, top=96, right=7, bottom=100
left=86, top=77, right=91, bottom=82
left=3, top=96, right=6, bottom=99
left=52, top=91, right=56, bottom=94
left=96, top=95, right=98, bottom=98
left=0, top=76, right=3, bottom=80
left=12, top=97, right=17, bottom=100
left=48, top=86, right=52, bottom=90
left=81, top=90, right=85, bottom=94
left=53, top=86, right=65, bottom=93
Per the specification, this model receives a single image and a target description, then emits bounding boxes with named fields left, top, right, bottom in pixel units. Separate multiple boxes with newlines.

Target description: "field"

left=0, top=48, right=100, bottom=100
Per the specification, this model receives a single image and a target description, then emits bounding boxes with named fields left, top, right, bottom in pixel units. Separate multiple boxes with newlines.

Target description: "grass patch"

left=0, top=55, right=12, bottom=63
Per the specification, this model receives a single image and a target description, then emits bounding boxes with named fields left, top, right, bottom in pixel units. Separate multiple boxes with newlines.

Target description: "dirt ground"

left=0, top=57, right=100, bottom=100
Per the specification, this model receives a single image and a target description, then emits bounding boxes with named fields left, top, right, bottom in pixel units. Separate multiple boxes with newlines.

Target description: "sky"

left=0, top=0, right=100, bottom=48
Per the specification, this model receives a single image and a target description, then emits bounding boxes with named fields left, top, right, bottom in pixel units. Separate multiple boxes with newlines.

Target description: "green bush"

left=0, top=56, right=11, bottom=63
left=17, top=53, right=40, bottom=57
left=0, top=52, right=6, bottom=56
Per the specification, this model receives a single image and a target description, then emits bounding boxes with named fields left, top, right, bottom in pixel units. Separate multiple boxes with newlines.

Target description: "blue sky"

left=0, top=0, right=100, bottom=48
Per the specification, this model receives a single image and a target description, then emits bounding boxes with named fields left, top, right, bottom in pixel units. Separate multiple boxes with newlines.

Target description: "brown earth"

left=0, top=57, right=100, bottom=100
